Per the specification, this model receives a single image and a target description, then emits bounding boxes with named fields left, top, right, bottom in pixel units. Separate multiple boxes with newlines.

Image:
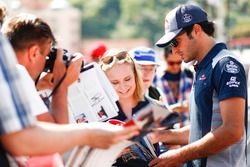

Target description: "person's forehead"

left=44, top=40, right=52, bottom=53
left=167, top=52, right=182, bottom=61
left=41, top=38, right=53, bottom=48
left=106, top=63, right=134, bottom=79
left=46, top=38, right=54, bottom=46
left=139, top=64, right=156, bottom=68
left=176, top=31, right=187, bottom=40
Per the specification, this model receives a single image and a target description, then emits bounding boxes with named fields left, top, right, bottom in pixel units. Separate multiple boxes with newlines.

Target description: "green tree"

left=69, top=0, right=189, bottom=43
left=226, top=0, right=250, bottom=38
left=111, top=0, right=189, bottom=43
left=68, top=0, right=250, bottom=43
left=69, top=0, right=120, bottom=38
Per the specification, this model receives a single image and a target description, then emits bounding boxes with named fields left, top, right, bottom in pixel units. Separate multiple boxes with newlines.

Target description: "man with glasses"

left=149, top=4, right=247, bottom=167
left=156, top=46, right=193, bottom=127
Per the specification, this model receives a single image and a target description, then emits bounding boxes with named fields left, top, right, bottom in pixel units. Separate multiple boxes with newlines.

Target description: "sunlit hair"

left=0, top=2, right=6, bottom=26
left=2, top=13, right=56, bottom=53
left=99, top=49, right=144, bottom=102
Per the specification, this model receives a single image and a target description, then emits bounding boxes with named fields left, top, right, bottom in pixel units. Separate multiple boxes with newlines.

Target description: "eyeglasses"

left=168, top=38, right=178, bottom=48
left=167, top=61, right=182, bottom=66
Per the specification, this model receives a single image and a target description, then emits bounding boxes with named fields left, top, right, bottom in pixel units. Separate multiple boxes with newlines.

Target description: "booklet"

left=67, top=62, right=119, bottom=123
left=124, top=98, right=180, bottom=141
left=65, top=99, right=181, bottom=167
left=65, top=141, right=133, bottom=167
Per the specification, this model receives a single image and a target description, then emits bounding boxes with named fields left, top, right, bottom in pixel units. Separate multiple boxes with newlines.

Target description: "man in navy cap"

left=149, top=4, right=247, bottom=167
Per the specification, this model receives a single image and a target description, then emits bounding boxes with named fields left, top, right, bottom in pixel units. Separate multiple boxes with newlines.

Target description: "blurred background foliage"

left=68, top=0, right=250, bottom=43
left=226, top=0, right=250, bottom=38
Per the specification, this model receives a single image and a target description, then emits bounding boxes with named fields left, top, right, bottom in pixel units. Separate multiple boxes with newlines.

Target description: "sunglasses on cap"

left=167, top=60, right=182, bottom=66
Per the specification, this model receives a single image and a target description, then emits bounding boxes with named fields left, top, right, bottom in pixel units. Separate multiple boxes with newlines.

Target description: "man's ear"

left=193, top=24, right=202, bottom=36
left=27, top=44, right=40, bottom=63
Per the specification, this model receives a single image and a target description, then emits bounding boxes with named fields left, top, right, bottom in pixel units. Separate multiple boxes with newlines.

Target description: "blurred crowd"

left=0, top=1, right=248, bottom=167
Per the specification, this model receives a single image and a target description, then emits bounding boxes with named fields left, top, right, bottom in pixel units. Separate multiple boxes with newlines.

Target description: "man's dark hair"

left=183, top=21, right=215, bottom=38
left=2, top=13, right=56, bottom=52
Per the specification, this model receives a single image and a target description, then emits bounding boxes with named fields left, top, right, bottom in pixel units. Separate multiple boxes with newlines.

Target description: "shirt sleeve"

left=213, top=56, right=247, bottom=101
left=0, top=34, right=36, bottom=135
left=17, top=65, right=48, bottom=116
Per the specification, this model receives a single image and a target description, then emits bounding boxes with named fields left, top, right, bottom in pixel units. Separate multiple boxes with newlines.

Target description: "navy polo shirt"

left=111, top=99, right=150, bottom=121
left=188, top=43, right=247, bottom=167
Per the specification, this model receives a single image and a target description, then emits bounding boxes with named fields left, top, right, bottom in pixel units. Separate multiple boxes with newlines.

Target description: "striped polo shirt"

left=188, top=43, right=247, bottom=167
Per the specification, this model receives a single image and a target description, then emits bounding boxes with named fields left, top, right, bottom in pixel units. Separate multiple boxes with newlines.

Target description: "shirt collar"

left=194, top=43, right=227, bottom=71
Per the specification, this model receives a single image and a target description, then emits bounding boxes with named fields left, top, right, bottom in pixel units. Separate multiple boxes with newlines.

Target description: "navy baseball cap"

left=156, top=4, right=208, bottom=48
left=129, top=47, right=159, bottom=66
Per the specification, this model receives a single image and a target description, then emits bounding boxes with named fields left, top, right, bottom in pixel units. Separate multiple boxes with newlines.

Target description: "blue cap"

left=129, top=47, right=159, bottom=65
left=156, top=4, right=208, bottom=48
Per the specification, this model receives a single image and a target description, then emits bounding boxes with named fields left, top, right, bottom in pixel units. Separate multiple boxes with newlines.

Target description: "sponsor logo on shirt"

left=199, top=74, right=206, bottom=81
left=224, top=61, right=239, bottom=74
left=226, top=76, right=240, bottom=87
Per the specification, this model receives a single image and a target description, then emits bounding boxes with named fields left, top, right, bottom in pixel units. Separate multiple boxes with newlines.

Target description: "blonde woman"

left=100, top=49, right=159, bottom=166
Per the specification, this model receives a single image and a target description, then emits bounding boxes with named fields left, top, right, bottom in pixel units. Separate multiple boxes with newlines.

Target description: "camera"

left=43, top=47, right=72, bottom=73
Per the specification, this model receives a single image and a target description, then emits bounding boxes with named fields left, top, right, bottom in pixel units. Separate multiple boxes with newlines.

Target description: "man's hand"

left=85, top=122, right=140, bottom=149
left=49, top=49, right=84, bottom=124
left=149, top=149, right=183, bottom=167
left=52, top=48, right=83, bottom=89
left=61, top=52, right=84, bottom=88
left=149, top=126, right=189, bottom=145
left=170, top=100, right=189, bottom=113
left=51, top=48, right=66, bottom=87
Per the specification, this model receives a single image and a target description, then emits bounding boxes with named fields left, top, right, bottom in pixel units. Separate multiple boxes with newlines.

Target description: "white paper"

left=65, top=141, right=133, bottom=167
left=68, top=62, right=119, bottom=123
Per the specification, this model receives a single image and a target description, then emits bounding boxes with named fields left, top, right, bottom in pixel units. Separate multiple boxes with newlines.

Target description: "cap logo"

left=182, top=13, right=192, bottom=23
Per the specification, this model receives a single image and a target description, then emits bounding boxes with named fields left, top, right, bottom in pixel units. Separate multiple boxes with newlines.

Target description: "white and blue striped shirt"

left=0, top=33, right=35, bottom=135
